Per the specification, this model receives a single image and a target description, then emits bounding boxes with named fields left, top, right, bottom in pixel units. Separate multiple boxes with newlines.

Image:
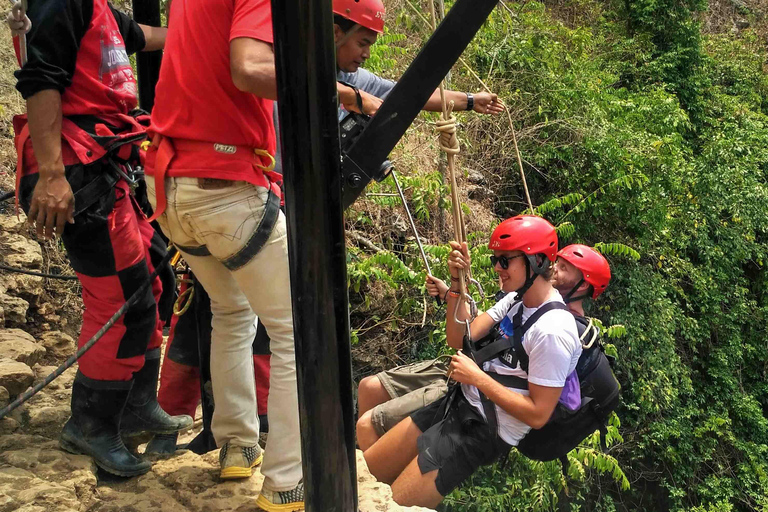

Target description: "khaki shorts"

left=371, top=357, right=451, bottom=436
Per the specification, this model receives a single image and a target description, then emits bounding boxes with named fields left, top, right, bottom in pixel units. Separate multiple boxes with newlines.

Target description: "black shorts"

left=410, top=387, right=511, bottom=496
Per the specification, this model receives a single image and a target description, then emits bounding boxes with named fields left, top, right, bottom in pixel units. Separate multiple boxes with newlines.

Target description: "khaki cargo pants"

left=370, top=356, right=451, bottom=436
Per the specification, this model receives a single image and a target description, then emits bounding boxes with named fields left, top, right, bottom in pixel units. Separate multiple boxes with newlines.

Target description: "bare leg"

left=356, top=410, right=381, bottom=451
left=363, top=417, right=422, bottom=484
left=391, top=457, right=443, bottom=509
left=357, top=376, right=392, bottom=416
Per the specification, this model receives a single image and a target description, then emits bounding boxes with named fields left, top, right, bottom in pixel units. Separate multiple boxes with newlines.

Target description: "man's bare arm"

left=25, top=89, right=75, bottom=239
left=138, top=24, right=167, bottom=52
left=230, top=37, right=277, bottom=100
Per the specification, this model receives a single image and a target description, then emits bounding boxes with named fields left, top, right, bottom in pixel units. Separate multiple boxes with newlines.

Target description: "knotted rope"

left=428, top=2, right=483, bottom=323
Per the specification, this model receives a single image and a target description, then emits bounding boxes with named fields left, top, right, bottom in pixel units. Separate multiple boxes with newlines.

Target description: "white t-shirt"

left=461, top=290, right=581, bottom=445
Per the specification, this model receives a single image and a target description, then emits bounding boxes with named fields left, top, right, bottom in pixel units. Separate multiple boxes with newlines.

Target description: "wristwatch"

left=466, top=92, right=474, bottom=111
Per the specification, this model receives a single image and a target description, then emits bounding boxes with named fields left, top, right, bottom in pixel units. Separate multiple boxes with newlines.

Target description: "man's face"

left=492, top=250, right=528, bottom=293
left=552, top=257, right=584, bottom=295
left=334, top=24, right=379, bottom=72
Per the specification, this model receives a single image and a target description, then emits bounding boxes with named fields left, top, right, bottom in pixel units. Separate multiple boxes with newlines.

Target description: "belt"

left=146, top=134, right=278, bottom=223
left=174, top=189, right=280, bottom=271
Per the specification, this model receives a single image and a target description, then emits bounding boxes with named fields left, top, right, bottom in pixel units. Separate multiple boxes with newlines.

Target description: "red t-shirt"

left=147, top=0, right=276, bottom=184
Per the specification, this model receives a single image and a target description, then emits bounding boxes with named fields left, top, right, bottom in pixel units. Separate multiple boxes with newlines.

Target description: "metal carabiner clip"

left=111, top=161, right=140, bottom=191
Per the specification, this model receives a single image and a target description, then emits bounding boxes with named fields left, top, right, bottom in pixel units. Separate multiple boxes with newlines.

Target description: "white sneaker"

left=255, top=480, right=304, bottom=511
left=218, top=442, right=263, bottom=479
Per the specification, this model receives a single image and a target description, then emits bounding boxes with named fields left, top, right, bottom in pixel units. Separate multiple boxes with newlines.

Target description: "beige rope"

left=428, top=1, right=474, bottom=317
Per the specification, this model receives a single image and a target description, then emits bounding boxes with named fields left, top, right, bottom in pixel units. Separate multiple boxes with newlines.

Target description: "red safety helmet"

left=489, top=215, right=558, bottom=262
left=557, top=244, right=611, bottom=299
left=333, top=0, right=386, bottom=34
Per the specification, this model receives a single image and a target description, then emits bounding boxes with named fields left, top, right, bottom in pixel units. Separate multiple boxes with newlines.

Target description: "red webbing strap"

left=146, top=133, right=175, bottom=223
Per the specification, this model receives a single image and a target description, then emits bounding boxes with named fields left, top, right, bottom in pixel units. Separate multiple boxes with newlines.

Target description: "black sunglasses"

left=489, top=254, right=525, bottom=269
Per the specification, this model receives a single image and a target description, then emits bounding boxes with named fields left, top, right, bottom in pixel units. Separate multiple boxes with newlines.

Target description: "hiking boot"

left=255, top=481, right=305, bottom=512
left=60, top=372, right=152, bottom=477
left=219, top=441, right=263, bottom=480
left=121, top=349, right=194, bottom=437
left=144, top=432, right=179, bottom=455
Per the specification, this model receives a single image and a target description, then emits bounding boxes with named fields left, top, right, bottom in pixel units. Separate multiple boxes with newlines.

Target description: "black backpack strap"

left=560, top=455, right=570, bottom=477
left=599, top=423, right=609, bottom=451
left=480, top=392, right=497, bottom=437
left=486, top=371, right=529, bottom=390
left=479, top=371, right=528, bottom=440
left=472, top=336, right=513, bottom=365
left=513, top=301, right=569, bottom=373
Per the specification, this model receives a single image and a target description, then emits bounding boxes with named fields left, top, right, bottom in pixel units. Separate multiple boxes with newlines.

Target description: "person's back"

left=150, top=0, right=276, bottom=178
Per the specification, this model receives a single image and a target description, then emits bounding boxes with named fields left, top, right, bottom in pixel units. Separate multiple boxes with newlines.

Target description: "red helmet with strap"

left=489, top=216, right=558, bottom=296
left=333, top=0, right=386, bottom=34
left=489, top=215, right=558, bottom=262
left=557, top=244, right=611, bottom=299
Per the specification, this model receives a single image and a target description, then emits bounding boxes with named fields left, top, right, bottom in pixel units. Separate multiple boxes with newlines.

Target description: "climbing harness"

left=0, top=246, right=178, bottom=421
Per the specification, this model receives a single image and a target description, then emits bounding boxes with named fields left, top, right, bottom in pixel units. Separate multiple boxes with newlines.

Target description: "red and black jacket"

left=13, top=0, right=150, bottom=213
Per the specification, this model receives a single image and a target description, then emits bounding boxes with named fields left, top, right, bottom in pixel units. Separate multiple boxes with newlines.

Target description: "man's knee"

left=358, top=375, right=388, bottom=414
left=356, top=410, right=380, bottom=451
left=358, top=376, right=380, bottom=398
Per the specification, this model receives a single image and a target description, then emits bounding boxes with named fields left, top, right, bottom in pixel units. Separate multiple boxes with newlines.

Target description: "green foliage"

left=594, top=242, right=641, bottom=261
left=365, top=28, right=408, bottom=75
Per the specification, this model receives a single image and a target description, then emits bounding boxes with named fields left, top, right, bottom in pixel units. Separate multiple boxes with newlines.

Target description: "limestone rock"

left=0, top=230, right=45, bottom=305
left=26, top=405, right=70, bottom=437
left=0, top=416, right=19, bottom=434
left=0, top=305, right=4, bottom=328
left=0, top=358, right=35, bottom=395
left=468, top=185, right=494, bottom=202
left=0, top=211, right=27, bottom=233
left=33, top=365, right=76, bottom=391
left=0, top=233, right=43, bottom=269
left=0, top=329, right=45, bottom=366
left=0, top=435, right=97, bottom=512
left=0, top=273, right=43, bottom=306
left=0, top=386, right=8, bottom=408
left=467, top=169, right=486, bottom=185
left=39, top=332, right=76, bottom=362
left=0, top=294, right=29, bottom=325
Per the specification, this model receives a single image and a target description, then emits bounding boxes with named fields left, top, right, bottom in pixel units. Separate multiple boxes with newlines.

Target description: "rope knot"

left=435, top=115, right=460, bottom=156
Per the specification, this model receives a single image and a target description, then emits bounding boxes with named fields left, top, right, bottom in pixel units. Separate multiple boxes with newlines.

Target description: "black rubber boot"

left=184, top=428, right=218, bottom=455
left=144, top=432, right=179, bottom=455
left=60, top=372, right=152, bottom=477
left=121, top=348, right=194, bottom=437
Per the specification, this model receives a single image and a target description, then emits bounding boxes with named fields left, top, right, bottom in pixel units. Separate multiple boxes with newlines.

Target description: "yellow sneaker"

left=255, top=481, right=304, bottom=512
left=219, top=442, right=263, bottom=480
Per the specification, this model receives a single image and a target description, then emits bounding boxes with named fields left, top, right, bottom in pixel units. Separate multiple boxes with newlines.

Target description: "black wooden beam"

left=271, top=0, right=357, bottom=510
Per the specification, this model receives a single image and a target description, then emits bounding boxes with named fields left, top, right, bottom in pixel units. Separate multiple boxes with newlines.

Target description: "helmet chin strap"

left=562, top=278, right=588, bottom=303
left=514, top=256, right=542, bottom=298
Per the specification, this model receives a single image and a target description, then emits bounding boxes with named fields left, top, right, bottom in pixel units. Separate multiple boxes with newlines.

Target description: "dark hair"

left=334, top=14, right=357, bottom=33
left=537, top=254, right=555, bottom=280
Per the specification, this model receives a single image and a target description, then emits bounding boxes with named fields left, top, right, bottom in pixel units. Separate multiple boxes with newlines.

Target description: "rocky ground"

left=0, top=207, right=433, bottom=512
